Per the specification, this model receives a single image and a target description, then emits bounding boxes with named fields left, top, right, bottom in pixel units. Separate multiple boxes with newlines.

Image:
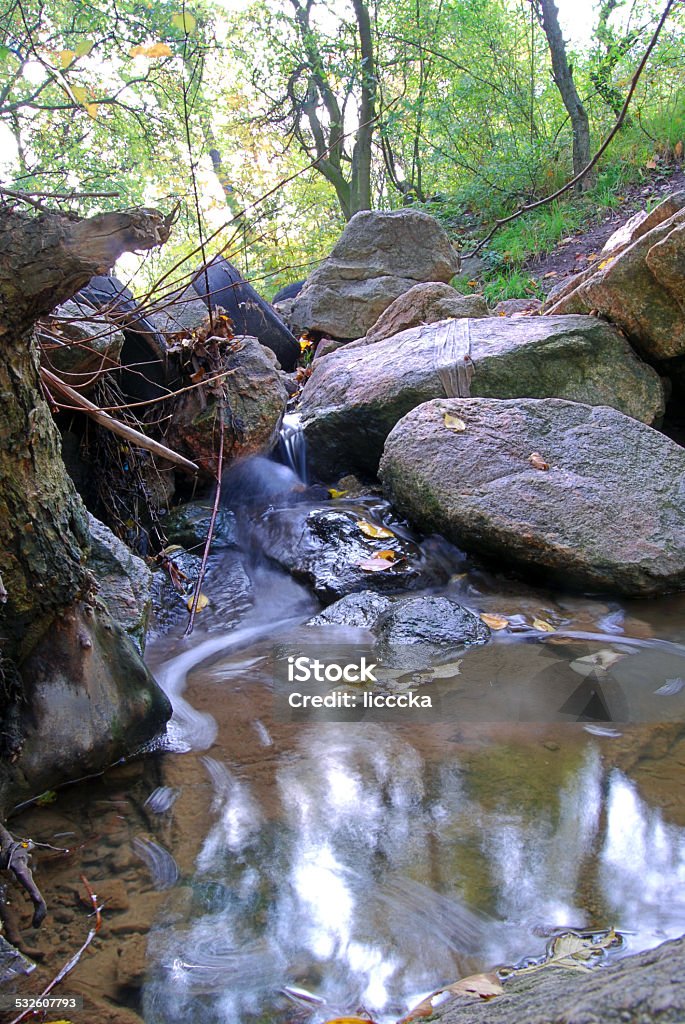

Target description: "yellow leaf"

left=85, top=102, right=98, bottom=118
left=597, top=257, right=614, bottom=271
left=172, top=10, right=197, bottom=33
left=480, top=613, right=509, bottom=630
left=71, top=84, right=88, bottom=103
left=328, top=488, right=348, bottom=499
left=376, top=549, right=397, bottom=560
left=356, top=519, right=394, bottom=539
left=543, top=270, right=557, bottom=278
left=146, top=41, right=172, bottom=57
left=187, top=592, right=209, bottom=612
left=58, top=49, right=75, bottom=68
left=443, top=412, right=467, bottom=432
left=129, top=45, right=146, bottom=56
left=75, top=39, right=94, bottom=56
left=533, top=617, right=555, bottom=632
left=528, top=451, right=549, bottom=471
left=322, top=1018, right=379, bottom=1024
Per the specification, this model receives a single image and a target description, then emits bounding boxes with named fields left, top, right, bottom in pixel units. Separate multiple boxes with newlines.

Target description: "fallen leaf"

left=586, top=252, right=599, bottom=262
left=186, top=592, right=209, bottom=612
left=358, top=557, right=397, bottom=572
left=480, top=613, right=509, bottom=630
left=528, top=452, right=549, bottom=470
left=675, top=140, right=684, bottom=161
left=398, top=973, right=503, bottom=1023
left=322, top=1018, right=378, bottom=1024
left=543, top=271, right=557, bottom=278
left=376, top=549, right=397, bottom=560
left=443, top=412, right=467, bottom=432
left=328, top=488, right=348, bottom=499
left=645, top=157, right=658, bottom=169
left=533, top=617, right=555, bottom=632
left=597, top=257, right=614, bottom=270
left=356, top=519, right=394, bottom=539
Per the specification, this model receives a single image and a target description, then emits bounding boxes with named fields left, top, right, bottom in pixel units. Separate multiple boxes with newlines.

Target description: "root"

left=0, top=824, right=47, bottom=928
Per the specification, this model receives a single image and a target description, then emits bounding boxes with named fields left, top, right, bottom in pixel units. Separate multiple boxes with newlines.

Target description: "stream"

left=7, top=449, right=685, bottom=1024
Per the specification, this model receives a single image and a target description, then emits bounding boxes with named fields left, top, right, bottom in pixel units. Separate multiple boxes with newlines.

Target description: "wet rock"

left=307, top=590, right=392, bottom=628
left=375, top=596, right=489, bottom=669
left=430, top=935, right=685, bottom=1024
left=164, top=336, right=288, bottom=481
left=300, top=315, right=664, bottom=479
left=0, top=934, right=35, bottom=983
left=363, top=283, right=488, bottom=345
left=87, top=514, right=153, bottom=652
left=162, top=501, right=237, bottom=553
left=116, top=932, right=148, bottom=988
left=380, top=398, right=685, bottom=597
left=545, top=199, right=685, bottom=360
left=39, top=297, right=124, bottom=393
left=492, top=297, right=543, bottom=315
left=291, top=210, right=460, bottom=339
left=150, top=549, right=252, bottom=637
left=15, top=604, right=170, bottom=797
left=256, top=505, right=443, bottom=603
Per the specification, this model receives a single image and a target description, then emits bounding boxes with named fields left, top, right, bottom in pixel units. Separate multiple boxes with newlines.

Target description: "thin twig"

left=464, top=0, right=677, bottom=258
left=184, top=401, right=225, bottom=637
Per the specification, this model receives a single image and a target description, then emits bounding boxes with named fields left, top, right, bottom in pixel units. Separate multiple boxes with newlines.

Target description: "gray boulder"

left=300, top=314, right=664, bottom=478
left=87, top=514, right=153, bottom=652
left=39, top=297, right=124, bottom=392
left=545, top=200, right=685, bottom=360
left=380, top=398, right=685, bottom=597
left=364, top=283, right=488, bottom=345
left=492, top=297, right=543, bottom=315
left=374, top=596, right=489, bottom=669
left=307, top=590, right=392, bottom=628
left=290, top=210, right=460, bottom=339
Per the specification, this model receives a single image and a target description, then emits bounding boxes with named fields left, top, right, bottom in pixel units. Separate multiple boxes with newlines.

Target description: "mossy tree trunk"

left=0, top=204, right=172, bottom=818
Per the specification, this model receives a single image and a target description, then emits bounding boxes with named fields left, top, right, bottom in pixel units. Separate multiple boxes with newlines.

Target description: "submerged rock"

left=300, top=314, right=664, bottom=479
left=290, top=210, right=461, bottom=339
left=380, top=397, right=685, bottom=597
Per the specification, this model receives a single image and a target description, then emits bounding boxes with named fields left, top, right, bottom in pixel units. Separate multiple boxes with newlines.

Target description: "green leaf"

left=172, top=11, right=197, bottom=34
left=74, top=39, right=94, bottom=57
left=0, top=45, right=11, bottom=63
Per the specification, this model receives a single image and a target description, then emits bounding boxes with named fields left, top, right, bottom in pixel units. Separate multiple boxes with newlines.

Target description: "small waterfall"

left=279, top=411, right=308, bottom=483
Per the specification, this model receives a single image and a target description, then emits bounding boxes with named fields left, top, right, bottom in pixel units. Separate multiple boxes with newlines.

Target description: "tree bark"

left=0, top=204, right=172, bottom=819
left=536, top=0, right=592, bottom=190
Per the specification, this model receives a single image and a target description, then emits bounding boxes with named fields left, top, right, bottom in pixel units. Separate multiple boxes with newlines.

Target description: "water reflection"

left=141, top=713, right=685, bottom=1024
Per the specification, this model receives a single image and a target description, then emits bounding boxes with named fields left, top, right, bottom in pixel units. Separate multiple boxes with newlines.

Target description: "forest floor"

left=527, top=165, right=685, bottom=294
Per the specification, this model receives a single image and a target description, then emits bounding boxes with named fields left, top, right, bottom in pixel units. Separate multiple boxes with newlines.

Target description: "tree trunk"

left=0, top=204, right=172, bottom=817
left=349, top=0, right=376, bottom=216
left=537, top=0, right=592, bottom=190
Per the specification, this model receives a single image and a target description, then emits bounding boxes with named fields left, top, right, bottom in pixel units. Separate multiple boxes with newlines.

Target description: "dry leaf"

left=528, top=452, right=549, bottom=471
left=543, top=271, right=557, bottom=278
left=675, top=140, right=684, bottom=160
left=586, top=252, right=599, bottom=262
left=533, top=617, right=556, bottom=632
left=358, top=557, right=396, bottom=572
left=443, top=412, right=467, bottom=432
left=356, top=519, right=394, bottom=539
left=480, top=613, right=509, bottom=630
left=322, top=1018, right=378, bottom=1024
left=398, top=973, right=503, bottom=1023
left=186, top=592, right=209, bottom=612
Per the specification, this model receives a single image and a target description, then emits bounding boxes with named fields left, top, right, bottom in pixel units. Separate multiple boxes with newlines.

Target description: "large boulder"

left=363, top=283, right=488, bottom=345
left=39, top=297, right=124, bottom=392
left=379, top=398, right=685, bottom=597
left=545, top=199, right=685, bottom=361
left=164, top=335, right=289, bottom=480
left=299, top=315, right=664, bottom=478
left=290, top=210, right=461, bottom=339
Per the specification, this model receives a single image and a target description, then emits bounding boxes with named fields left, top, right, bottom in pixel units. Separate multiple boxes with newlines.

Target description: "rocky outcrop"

left=164, top=336, right=288, bottom=480
left=380, top=398, right=685, bottom=597
left=290, top=210, right=461, bottom=339
left=39, top=297, right=124, bottom=392
left=601, top=191, right=685, bottom=253
left=492, top=297, right=543, bottom=315
left=545, top=197, right=685, bottom=360
left=363, top=283, right=488, bottom=345
left=300, top=315, right=664, bottom=478
left=430, top=935, right=685, bottom=1024
left=87, top=514, right=153, bottom=652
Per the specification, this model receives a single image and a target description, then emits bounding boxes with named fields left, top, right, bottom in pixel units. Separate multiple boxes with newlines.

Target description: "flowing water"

left=7, top=449, right=685, bottom=1024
